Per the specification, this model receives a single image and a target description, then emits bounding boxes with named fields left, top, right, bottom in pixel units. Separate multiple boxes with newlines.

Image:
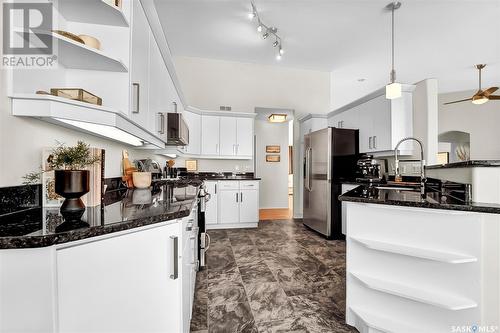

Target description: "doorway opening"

left=254, top=107, right=294, bottom=220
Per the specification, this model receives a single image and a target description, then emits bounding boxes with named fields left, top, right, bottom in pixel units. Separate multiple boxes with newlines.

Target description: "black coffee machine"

left=356, top=155, right=388, bottom=185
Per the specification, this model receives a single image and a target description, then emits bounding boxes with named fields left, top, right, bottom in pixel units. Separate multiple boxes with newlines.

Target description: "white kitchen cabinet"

left=220, top=116, right=237, bottom=156
left=183, top=110, right=201, bottom=155
left=201, top=115, right=220, bottom=155
left=148, top=33, right=169, bottom=135
left=205, top=181, right=218, bottom=225
left=239, top=189, right=259, bottom=223
left=236, top=117, right=254, bottom=157
left=130, top=0, right=150, bottom=127
left=209, top=180, right=259, bottom=229
left=218, top=189, right=240, bottom=224
left=57, top=223, right=182, bottom=333
left=327, top=86, right=415, bottom=155
left=216, top=117, right=253, bottom=158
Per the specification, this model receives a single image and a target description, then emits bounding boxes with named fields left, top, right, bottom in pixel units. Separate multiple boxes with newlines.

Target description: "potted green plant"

left=47, top=141, right=100, bottom=222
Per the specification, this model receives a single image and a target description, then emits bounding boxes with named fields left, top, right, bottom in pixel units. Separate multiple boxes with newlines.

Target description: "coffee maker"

left=356, top=155, right=387, bottom=185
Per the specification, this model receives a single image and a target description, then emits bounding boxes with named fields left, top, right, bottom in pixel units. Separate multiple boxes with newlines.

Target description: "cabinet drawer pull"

left=240, top=192, right=243, bottom=202
left=369, top=136, right=373, bottom=149
left=169, top=236, right=178, bottom=280
left=373, top=136, right=377, bottom=149
left=132, top=83, right=140, bottom=114
left=236, top=192, right=239, bottom=202
left=158, top=113, right=165, bottom=134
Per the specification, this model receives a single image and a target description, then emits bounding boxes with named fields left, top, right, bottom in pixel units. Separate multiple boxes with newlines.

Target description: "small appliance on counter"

left=356, top=155, right=388, bottom=185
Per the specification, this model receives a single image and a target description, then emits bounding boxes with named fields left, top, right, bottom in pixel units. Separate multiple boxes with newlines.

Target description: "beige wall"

left=174, top=56, right=331, bottom=116
left=439, top=90, right=500, bottom=160
left=255, top=118, right=290, bottom=209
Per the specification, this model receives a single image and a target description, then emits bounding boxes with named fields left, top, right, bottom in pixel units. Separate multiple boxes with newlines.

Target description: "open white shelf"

left=16, top=30, right=127, bottom=72
left=350, top=271, right=477, bottom=311
left=350, top=236, right=477, bottom=264
left=55, top=0, right=129, bottom=27
left=9, top=94, right=165, bottom=148
left=349, top=306, right=422, bottom=333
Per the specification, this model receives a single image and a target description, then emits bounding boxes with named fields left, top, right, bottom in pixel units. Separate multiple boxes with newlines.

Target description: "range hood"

left=163, top=112, right=189, bottom=146
left=10, top=94, right=166, bottom=148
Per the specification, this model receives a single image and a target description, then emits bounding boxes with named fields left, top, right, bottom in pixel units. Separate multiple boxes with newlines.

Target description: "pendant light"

left=385, top=1, right=402, bottom=99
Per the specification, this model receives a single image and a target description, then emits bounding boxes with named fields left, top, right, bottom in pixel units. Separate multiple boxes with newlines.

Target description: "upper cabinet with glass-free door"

left=200, top=113, right=254, bottom=159
left=130, top=0, right=150, bottom=128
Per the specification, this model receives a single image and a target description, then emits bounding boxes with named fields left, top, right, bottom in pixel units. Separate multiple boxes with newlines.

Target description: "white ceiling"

left=154, top=0, right=500, bottom=109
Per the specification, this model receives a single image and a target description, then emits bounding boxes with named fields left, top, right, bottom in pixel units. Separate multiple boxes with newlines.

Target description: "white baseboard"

left=206, top=222, right=258, bottom=230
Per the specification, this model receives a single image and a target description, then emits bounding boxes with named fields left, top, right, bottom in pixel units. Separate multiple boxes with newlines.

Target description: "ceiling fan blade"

left=483, top=87, right=499, bottom=96
left=444, top=98, right=473, bottom=105
left=488, top=95, right=500, bottom=100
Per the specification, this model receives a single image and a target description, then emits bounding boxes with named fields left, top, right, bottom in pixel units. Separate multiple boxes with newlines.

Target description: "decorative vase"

left=54, top=170, right=90, bottom=223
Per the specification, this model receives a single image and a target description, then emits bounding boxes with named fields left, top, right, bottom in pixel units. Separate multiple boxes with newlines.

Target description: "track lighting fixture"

left=248, top=3, right=257, bottom=20
left=248, top=2, right=285, bottom=61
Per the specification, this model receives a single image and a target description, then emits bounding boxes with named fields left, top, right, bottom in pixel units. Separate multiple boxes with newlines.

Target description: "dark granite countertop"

left=426, top=160, right=500, bottom=170
left=180, top=172, right=261, bottom=181
left=0, top=179, right=203, bottom=249
left=339, top=185, right=500, bottom=214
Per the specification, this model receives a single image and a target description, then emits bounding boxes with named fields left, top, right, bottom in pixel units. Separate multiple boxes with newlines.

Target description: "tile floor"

left=190, top=219, right=357, bottom=333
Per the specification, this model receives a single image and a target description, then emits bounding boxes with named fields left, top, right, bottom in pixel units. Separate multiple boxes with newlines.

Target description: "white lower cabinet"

left=205, top=181, right=218, bottom=225
left=207, top=180, right=259, bottom=229
left=54, top=215, right=198, bottom=333
left=239, top=189, right=259, bottom=223
left=57, top=222, right=182, bottom=333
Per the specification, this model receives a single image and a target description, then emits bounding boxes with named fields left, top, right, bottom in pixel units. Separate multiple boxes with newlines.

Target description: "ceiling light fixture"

left=249, top=2, right=285, bottom=61
left=268, top=114, right=287, bottom=123
left=248, top=3, right=257, bottom=19
left=385, top=1, right=403, bottom=100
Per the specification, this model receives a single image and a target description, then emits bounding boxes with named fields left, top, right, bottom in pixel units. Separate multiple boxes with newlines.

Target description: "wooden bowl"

left=132, top=172, right=151, bottom=189
left=53, top=30, right=84, bottom=44
left=78, top=35, right=101, bottom=50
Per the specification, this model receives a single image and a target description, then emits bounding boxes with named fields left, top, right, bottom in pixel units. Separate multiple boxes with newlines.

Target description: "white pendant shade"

left=386, top=82, right=402, bottom=99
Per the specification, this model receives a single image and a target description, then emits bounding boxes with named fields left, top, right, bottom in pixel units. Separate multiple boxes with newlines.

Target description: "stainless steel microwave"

left=161, top=113, right=189, bottom=146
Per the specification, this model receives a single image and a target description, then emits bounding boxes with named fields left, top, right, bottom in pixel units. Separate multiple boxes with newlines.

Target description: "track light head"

left=262, top=32, right=269, bottom=39
left=279, top=46, right=284, bottom=55
left=248, top=12, right=256, bottom=19
left=273, top=40, right=279, bottom=47
left=257, top=23, right=263, bottom=32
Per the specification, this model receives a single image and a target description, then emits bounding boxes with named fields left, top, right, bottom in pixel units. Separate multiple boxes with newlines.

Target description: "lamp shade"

left=386, top=82, right=402, bottom=99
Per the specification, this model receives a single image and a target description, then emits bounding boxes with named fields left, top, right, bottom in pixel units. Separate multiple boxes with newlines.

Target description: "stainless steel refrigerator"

left=303, top=127, right=359, bottom=239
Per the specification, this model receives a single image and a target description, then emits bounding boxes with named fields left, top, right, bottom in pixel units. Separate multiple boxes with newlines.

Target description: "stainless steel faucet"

left=394, top=137, right=426, bottom=198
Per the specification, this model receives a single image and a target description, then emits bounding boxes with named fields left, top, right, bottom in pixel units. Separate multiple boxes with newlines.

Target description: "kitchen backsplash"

left=0, top=184, right=41, bottom=216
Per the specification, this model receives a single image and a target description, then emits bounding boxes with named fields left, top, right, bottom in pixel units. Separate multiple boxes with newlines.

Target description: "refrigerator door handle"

left=307, top=147, right=313, bottom=191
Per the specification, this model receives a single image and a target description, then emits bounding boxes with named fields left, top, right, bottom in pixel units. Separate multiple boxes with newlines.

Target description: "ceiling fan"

left=444, top=64, right=499, bottom=105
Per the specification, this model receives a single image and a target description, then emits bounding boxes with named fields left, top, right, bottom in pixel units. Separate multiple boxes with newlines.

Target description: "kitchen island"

left=340, top=185, right=500, bottom=333
left=0, top=179, right=202, bottom=333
